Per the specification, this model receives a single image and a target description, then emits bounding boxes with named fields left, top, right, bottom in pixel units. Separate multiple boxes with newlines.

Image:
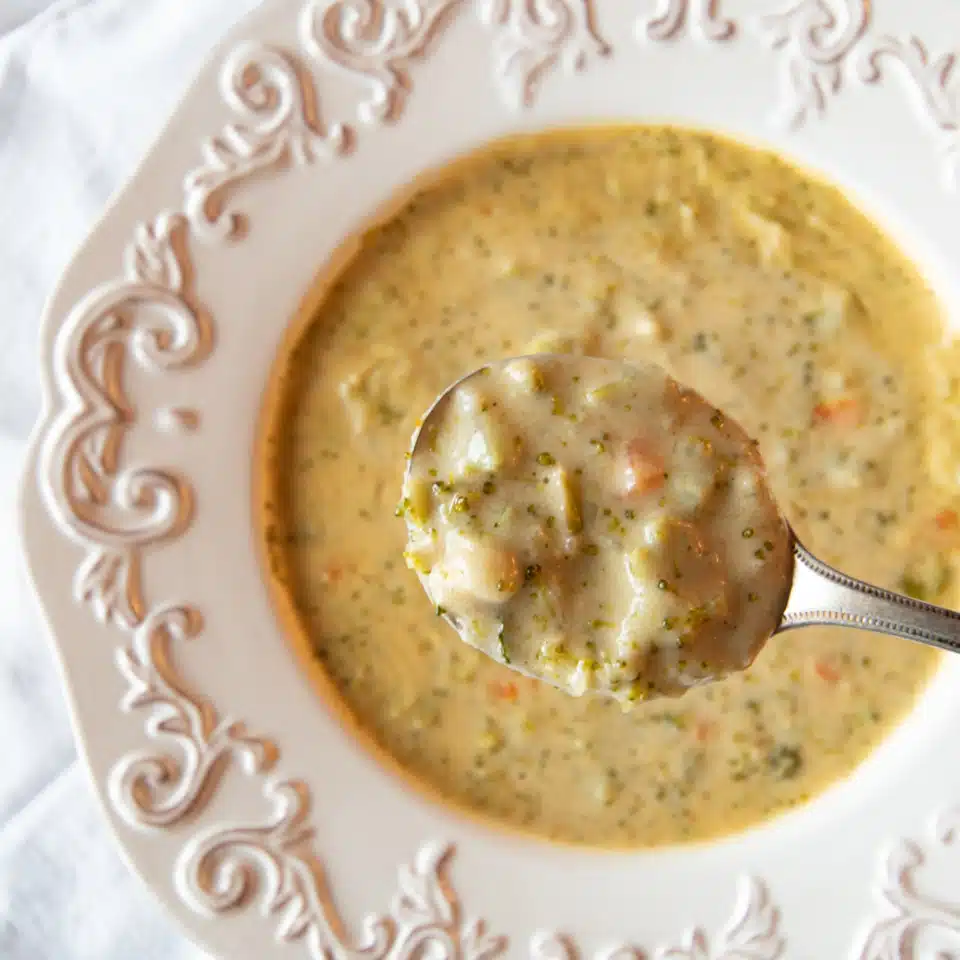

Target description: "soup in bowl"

left=261, top=126, right=956, bottom=848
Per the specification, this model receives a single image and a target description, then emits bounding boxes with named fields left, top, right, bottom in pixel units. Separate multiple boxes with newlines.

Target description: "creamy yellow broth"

left=402, top=355, right=792, bottom=700
left=263, top=127, right=956, bottom=848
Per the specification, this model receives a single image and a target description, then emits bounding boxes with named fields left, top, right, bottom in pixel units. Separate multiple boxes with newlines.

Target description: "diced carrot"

left=621, top=439, right=666, bottom=496
left=812, top=397, right=860, bottom=428
left=936, top=509, right=959, bottom=531
left=489, top=680, right=519, bottom=702
left=814, top=660, right=840, bottom=685
left=321, top=563, right=355, bottom=585
left=695, top=720, right=713, bottom=743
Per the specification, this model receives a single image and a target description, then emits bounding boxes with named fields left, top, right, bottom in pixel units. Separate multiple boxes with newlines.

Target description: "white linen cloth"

left=0, top=1, right=268, bottom=956
left=0, top=0, right=59, bottom=36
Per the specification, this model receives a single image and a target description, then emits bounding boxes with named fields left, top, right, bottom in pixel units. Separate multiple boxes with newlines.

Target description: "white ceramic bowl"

left=20, top=1, right=960, bottom=957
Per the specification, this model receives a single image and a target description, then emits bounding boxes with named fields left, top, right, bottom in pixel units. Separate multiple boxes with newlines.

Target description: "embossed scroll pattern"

left=299, top=0, right=609, bottom=118
left=641, top=0, right=735, bottom=43
left=32, top=2, right=960, bottom=959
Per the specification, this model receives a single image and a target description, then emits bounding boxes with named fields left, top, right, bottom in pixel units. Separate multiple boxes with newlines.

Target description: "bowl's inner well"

left=262, top=126, right=952, bottom=848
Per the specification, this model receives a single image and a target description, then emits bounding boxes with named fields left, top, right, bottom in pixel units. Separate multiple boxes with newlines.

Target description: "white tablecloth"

left=0, top=2, right=267, bottom=956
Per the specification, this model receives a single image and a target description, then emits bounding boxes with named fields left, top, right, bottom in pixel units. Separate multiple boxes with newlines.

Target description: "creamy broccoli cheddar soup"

left=402, top=355, right=792, bottom=701
left=263, top=127, right=956, bottom=848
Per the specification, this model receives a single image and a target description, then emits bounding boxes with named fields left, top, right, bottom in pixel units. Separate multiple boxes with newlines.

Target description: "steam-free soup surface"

left=265, top=127, right=953, bottom=847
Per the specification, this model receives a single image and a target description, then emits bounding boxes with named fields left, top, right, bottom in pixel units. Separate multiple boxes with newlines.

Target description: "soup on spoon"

left=400, top=354, right=793, bottom=703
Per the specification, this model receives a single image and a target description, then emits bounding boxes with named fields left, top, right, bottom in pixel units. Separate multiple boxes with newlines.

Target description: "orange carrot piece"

left=489, top=680, right=520, bottom=702
left=621, top=439, right=666, bottom=496
left=814, top=660, right=840, bottom=685
left=321, top=563, right=355, bottom=585
left=812, top=397, right=860, bottom=428
left=936, top=508, right=959, bottom=531
left=695, top=721, right=713, bottom=743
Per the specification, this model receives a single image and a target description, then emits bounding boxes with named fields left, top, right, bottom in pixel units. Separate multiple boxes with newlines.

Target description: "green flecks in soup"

left=402, top=355, right=792, bottom=702
left=265, top=127, right=952, bottom=848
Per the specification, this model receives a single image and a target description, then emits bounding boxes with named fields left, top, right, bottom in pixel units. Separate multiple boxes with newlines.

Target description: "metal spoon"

left=405, top=356, right=960, bottom=689
left=781, top=539, right=960, bottom=653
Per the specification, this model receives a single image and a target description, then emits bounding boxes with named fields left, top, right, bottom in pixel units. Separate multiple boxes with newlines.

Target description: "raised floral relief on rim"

left=299, top=0, right=609, bottom=118
left=640, top=0, right=736, bottom=43
left=24, top=1, right=960, bottom=958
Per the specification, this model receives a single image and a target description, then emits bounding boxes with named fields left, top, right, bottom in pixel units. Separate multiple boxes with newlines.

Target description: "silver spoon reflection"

left=400, top=355, right=960, bottom=704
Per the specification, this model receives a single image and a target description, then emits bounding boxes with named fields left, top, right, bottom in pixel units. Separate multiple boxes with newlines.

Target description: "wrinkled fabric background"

left=0, top=1, right=267, bottom=956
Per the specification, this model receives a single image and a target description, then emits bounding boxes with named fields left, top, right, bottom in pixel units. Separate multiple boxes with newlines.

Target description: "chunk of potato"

left=428, top=531, right=521, bottom=606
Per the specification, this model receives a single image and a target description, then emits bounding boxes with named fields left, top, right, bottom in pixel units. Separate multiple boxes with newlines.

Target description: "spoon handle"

left=778, top=537, right=960, bottom=655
